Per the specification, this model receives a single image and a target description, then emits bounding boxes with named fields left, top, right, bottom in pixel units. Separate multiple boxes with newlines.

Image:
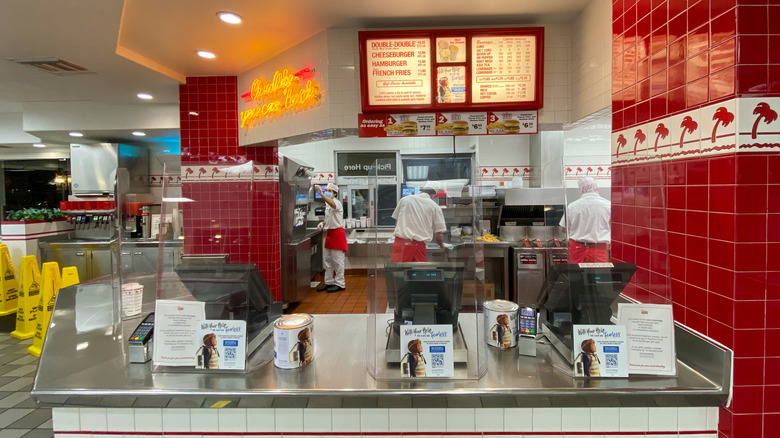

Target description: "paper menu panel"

left=471, top=35, right=537, bottom=103
left=436, top=66, right=466, bottom=104
left=435, top=37, right=466, bottom=63
left=366, top=38, right=431, bottom=106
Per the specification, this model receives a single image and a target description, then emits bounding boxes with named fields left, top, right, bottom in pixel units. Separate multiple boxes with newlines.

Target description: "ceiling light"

left=188, top=111, right=199, bottom=116
left=33, top=143, right=46, bottom=148
left=132, top=131, right=146, bottom=137
left=197, top=51, right=216, bottom=59
left=217, top=11, right=242, bottom=24
left=69, top=132, right=83, bottom=137
left=137, top=93, right=153, bottom=100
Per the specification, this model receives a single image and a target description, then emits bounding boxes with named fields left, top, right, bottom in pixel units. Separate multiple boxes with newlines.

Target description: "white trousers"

left=323, top=248, right=346, bottom=288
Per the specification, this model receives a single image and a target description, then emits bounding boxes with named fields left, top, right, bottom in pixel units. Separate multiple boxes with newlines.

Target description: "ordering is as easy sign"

left=239, top=67, right=322, bottom=129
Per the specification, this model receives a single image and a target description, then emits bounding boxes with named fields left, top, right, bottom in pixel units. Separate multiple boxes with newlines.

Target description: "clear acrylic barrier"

left=366, top=158, right=488, bottom=380
left=150, top=161, right=279, bottom=373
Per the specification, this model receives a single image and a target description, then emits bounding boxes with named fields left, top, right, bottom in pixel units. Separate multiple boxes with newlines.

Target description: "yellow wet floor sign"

left=61, top=266, right=80, bottom=288
left=0, top=244, right=19, bottom=316
left=28, top=261, right=61, bottom=357
left=10, top=255, right=41, bottom=340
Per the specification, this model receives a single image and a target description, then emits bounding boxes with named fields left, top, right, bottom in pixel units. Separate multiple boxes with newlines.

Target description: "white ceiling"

left=0, top=0, right=591, bottom=156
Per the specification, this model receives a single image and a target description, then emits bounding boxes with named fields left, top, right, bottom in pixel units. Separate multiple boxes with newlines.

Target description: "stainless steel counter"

left=32, top=280, right=730, bottom=409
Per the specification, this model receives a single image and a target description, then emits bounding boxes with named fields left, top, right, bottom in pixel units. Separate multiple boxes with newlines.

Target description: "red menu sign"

left=359, top=28, right=543, bottom=113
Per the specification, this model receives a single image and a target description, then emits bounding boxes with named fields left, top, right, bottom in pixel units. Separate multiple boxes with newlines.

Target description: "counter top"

left=32, top=279, right=730, bottom=409
left=38, top=237, right=184, bottom=248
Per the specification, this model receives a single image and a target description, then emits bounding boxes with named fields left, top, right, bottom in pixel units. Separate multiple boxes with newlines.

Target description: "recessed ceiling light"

left=33, top=143, right=46, bottom=148
left=69, top=132, right=83, bottom=137
left=197, top=50, right=216, bottom=59
left=217, top=11, right=242, bottom=24
left=132, top=131, right=146, bottom=137
left=137, top=93, right=153, bottom=100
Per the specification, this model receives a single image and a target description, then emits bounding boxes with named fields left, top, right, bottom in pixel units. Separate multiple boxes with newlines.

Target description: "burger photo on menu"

left=503, top=120, right=520, bottom=134
left=452, top=120, right=469, bottom=135
left=402, top=121, right=418, bottom=136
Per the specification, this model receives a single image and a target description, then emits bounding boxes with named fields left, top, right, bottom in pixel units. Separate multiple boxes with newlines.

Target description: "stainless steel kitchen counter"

left=32, top=279, right=730, bottom=409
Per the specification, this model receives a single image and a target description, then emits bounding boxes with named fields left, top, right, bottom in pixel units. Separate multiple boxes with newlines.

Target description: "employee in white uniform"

left=559, top=177, right=611, bottom=263
left=391, top=186, right=448, bottom=262
left=315, top=183, right=347, bottom=292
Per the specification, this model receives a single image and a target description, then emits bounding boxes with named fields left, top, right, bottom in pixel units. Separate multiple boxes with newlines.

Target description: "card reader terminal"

left=129, top=313, right=154, bottom=363
left=517, top=306, right=537, bottom=357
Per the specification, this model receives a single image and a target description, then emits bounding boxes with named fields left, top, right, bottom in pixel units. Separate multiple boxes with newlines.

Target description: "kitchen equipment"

left=141, top=204, right=161, bottom=239
left=280, top=156, right=316, bottom=303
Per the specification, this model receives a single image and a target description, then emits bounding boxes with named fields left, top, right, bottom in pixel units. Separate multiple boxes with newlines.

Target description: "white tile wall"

left=54, top=406, right=719, bottom=435
left=189, top=408, right=219, bottom=432
left=417, top=408, right=447, bottom=432
left=571, top=0, right=612, bottom=121
left=445, top=408, right=475, bottom=432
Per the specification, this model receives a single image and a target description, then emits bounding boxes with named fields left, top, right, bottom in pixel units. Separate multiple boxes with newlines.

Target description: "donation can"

left=273, top=314, right=314, bottom=369
left=484, top=300, right=519, bottom=349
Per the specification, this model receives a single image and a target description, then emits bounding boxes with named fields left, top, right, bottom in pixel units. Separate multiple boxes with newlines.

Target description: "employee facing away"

left=315, top=183, right=347, bottom=292
left=559, top=177, right=611, bottom=263
left=391, top=186, right=450, bottom=262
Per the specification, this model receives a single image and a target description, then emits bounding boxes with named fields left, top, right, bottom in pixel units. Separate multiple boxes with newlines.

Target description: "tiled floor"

left=0, top=334, right=52, bottom=438
left=287, top=272, right=370, bottom=314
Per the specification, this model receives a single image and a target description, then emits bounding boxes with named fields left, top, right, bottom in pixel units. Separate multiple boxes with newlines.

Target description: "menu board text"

left=366, top=38, right=431, bottom=106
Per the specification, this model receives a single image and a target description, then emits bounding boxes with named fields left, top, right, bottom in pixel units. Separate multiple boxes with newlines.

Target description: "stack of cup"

left=121, top=283, right=144, bottom=317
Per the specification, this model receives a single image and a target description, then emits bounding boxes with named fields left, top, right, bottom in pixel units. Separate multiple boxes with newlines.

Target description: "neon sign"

left=239, top=67, right=322, bottom=129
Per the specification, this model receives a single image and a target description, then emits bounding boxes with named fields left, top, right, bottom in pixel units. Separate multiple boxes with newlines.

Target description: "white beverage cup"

left=121, top=283, right=143, bottom=317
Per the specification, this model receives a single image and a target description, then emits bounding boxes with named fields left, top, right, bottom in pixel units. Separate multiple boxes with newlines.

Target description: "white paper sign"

left=618, top=303, right=677, bottom=376
left=572, top=325, right=629, bottom=378
left=400, top=324, right=454, bottom=377
left=194, top=320, right=247, bottom=370
left=153, top=300, right=206, bottom=367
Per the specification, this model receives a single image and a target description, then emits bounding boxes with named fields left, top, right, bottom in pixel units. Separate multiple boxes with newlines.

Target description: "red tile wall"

left=611, top=152, right=780, bottom=437
left=179, top=77, right=282, bottom=300
left=613, top=1, right=780, bottom=133
left=612, top=2, right=780, bottom=437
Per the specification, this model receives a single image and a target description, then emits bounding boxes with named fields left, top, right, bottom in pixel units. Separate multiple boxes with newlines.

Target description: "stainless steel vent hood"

left=70, top=143, right=118, bottom=195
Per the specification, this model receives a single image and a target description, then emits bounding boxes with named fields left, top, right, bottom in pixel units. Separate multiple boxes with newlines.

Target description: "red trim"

left=54, top=431, right=718, bottom=436
left=1, top=229, right=73, bottom=240
left=2, top=218, right=68, bottom=224
left=359, top=28, right=544, bottom=113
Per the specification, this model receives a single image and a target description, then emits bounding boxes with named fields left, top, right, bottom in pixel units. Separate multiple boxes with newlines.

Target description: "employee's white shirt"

left=325, top=198, right=344, bottom=229
left=392, top=194, right=446, bottom=243
left=559, top=192, right=611, bottom=243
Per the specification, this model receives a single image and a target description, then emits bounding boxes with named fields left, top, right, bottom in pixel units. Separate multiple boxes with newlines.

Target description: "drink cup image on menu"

left=402, top=121, right=418, bottom=136
left=503, top=120, right=520, bottom=134
left=448, top=44, right=459, bottom=61
left=452, top=120, right=469, bottom=135
left=400, top=339, right=426, bottom=377
left=574, top=338, right=601, bottom=377
left=289, top=327, right=313, bottom=366
left=195, top=333, right=220, bottom=369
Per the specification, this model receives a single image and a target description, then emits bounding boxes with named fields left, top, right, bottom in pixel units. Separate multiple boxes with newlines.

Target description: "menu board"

left=359, top=28, right=543, bottom=112
left=472, top=35, right=537, bottom=103
left=365, top=37, right=431, bottom=106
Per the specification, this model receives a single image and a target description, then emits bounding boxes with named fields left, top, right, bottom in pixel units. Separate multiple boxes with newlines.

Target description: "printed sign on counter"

left=400, top=324, right=454, bottom=377
left=153, top=300, right=206, bottom=367
left=572, top=325, right=628, bottom=378
left=365, top=37, right=432, bottom=106
left=617, top=303, right=677, bottom=376
left=471, top=35, right=537, bottom=103
left=195, top=320, right=247, bottom=370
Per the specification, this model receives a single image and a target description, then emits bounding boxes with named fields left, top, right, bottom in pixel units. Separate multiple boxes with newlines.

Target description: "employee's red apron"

left=568, top=239, right=609, bottom=263
left=325, top=228, right=348, bottom=251
left=392, top=237, right=427, bottom=262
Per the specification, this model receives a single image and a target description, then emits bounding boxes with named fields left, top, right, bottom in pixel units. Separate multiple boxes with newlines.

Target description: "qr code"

left=431, top=354, right=444, bottom=366
left=605, top=353, right=618, bottom=367
left=225, top=347, right=237, bottom=360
